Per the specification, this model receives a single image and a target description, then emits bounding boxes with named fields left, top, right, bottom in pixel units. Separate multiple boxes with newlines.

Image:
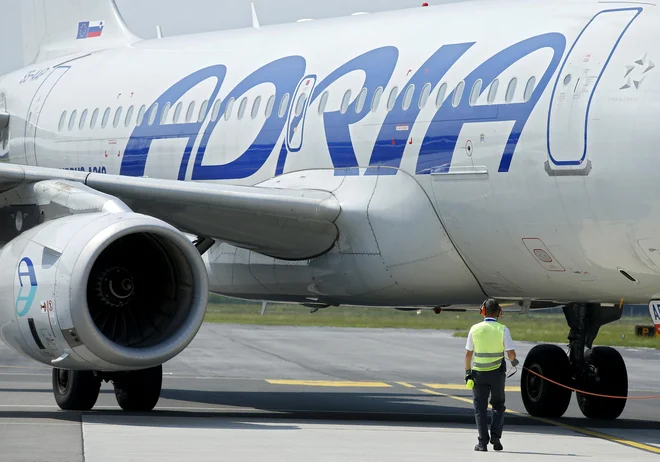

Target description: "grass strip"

left=204, top=303, right=659, bottom=349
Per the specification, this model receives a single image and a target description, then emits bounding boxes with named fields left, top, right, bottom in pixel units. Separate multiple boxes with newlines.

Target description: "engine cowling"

left=0, top=212, right=208, bottom=371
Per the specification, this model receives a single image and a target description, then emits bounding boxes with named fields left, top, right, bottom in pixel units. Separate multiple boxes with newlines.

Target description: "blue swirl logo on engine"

left=16, top=257, right=38, bottom=317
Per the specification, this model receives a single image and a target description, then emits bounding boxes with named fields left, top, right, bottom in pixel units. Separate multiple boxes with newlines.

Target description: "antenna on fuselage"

left=156, top=25, right=163, bottom=39
left=251, top=3, right=261, bottom=29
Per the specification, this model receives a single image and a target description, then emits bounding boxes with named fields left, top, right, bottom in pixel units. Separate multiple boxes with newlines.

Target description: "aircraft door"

left=286, top=75, right=316, bottom=152
left=24, top=66, right=70, bottom=166
left=545, top=8, right=641, bottom=176
left=0, top=93, right=8, bottom=160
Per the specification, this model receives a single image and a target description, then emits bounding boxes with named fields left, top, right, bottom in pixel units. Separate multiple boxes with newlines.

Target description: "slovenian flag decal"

left=77, top=21, right=104, bottom=39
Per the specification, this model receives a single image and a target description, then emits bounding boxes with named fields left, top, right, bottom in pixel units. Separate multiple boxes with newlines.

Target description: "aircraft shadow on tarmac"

left=158, top=388, right=660, bottom=434
left=3, top=387, right=660, bottom=450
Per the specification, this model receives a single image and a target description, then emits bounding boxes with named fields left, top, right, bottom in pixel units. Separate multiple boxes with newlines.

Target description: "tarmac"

left=0, top=324, right=659, bottom=461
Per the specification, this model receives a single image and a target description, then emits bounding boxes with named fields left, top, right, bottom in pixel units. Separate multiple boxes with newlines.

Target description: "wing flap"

left=0, top=165, right=340, bottom=260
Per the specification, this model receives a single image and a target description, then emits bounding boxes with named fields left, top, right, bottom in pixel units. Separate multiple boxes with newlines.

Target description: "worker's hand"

left=465, top=369, right=473, bottom=384
left=511, top=358, right=519, bottom=367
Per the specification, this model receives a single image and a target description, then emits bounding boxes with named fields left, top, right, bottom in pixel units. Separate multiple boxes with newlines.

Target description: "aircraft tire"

left=113, top=365, right=162, bottom=411
left=52, top=368, right=101, bottom=411
left=521, top=344, right=572, bottom=418
left=576, top=346, right=628, bottom=420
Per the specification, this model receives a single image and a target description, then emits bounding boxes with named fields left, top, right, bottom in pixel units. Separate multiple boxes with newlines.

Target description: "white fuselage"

left=2, top=0, right=660, bottom=306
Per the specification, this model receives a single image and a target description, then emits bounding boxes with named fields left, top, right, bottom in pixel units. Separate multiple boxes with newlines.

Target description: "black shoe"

left=474, top=444, right=488, bottom=452
left=490, top=437, right=503, bottom=451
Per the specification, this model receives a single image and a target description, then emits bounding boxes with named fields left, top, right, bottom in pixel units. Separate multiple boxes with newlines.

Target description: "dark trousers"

left=472, top=367, right=506, bottom=445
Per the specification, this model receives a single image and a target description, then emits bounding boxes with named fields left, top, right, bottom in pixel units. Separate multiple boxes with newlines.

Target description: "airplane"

left=0, top=0, right=655, bottom=420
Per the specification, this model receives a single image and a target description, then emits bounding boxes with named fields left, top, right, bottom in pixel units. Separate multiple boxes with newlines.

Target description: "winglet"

left=251, top=3, right=261, bottom=29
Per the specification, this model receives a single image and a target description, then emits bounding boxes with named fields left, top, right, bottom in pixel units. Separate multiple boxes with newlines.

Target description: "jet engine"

left=0, top=211, right=208, bottom=371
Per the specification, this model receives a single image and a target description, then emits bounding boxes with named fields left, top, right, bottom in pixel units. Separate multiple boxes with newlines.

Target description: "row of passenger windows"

left=57, top=76, right=538, bottom=132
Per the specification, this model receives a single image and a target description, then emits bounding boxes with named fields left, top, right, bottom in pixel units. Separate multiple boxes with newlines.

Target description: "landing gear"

left=52, top=365, right=163, bottom=412
left=521, top=303, right=628, bottom=420
left=576, top=346, right=628, bottom=419
left=521, top=344, right=572, bottom=417
left=52, top=369, right=101, bottom=411
left=112, top=365, right=163, bottom=411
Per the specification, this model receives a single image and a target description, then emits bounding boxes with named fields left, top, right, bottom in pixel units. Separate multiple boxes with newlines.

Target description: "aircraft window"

left=419, top=83, right=432, bottom=109
left=136, top=105, right=146, bottom=126
left=371, top=86, right=384, bottom=112
left=318, top=91, right=329, bottom=115
left=58, top=111, right=67, bottom=132
left=113, top=107, right=123, bottom=128
left=173, top=102, right=183, bottom=123
left=252, top=96, right=262, bottom=119
left=563, top=74, right=572, bottom=86
left=469, top=80, right=482, bottom=106
left=90, top=109, right=99, bottom=129
left=487, top=79, right=499, bottom=104
left=524, top=76, right=537, bottom=102
left=68, top=110, right=77, bottom=131
left=224, top=97, right=235, bottom=121
left=340, top=90, right=352, bottom=115
left=148, top=103, right=159, bottom=126
left=199, top=100, right=209, bottom=122
left=386, top=87, right=399, bottom=112
left=278, top=93, right=290, bottom=118
left=402, top=84, right=415, bottom=111
left=186, top=101, right=196, bottom=123
left=265, top=95, right=275, bottom=118
left=79, top=109, right=88, bottom=130
left=211, top=100, right=222, bottom=122
left=295, top=93, right=307, bottom=117
left=125, top=106, right=134, bottom=127
left=355, top=87, right=368, bottom=114
left=101, top=108, right=111, bottom=129
left=505, top=77, right=518, bottom=103
left=237, top=97, right=248, bottom=120
left=161, top=103, right=171, bottom=125
left=452, top=81, right=465, bottom=107
left=435, top=83, right=447, bottom=108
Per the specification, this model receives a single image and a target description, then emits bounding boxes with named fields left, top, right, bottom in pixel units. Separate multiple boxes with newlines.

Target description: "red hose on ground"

left=523, top=367, right=660, bottom=400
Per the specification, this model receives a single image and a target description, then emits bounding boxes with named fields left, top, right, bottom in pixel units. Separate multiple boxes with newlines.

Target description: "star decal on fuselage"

left=620, top=53, right=655, bottom=90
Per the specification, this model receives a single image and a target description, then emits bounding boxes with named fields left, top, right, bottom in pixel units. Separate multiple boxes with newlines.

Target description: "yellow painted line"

left=423, top=383, right=520, bottom=392
left=266, top=380, right=391, bottom=388
left=396, top=382, right=416, bottom=388
left=420, top=389, right=660, bottom=455
left=531, top=416, right=660, bottom=454
left=421, top=388, right=473, bottom=404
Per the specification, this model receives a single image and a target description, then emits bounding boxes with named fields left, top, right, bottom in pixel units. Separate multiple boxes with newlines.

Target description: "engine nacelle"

left=0, top=212, right=208, bottom=371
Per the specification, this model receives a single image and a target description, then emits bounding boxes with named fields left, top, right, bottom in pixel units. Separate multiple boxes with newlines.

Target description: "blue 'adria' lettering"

left=367, top=43, right=475, bottom=175
left=310, top=47, right=399, bottom=175
left=415, top=33, right=566, bottom=174
left=121, top=66, right=227, bottom=179
left=193, top=56, right=306, bottom=180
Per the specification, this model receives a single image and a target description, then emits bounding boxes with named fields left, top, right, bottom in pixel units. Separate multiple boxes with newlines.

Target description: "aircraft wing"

left=0, top=164, right=340, bottom=260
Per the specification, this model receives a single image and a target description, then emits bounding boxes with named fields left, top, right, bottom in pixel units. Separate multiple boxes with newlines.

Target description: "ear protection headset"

left=480, top=299, right=503, bottom=318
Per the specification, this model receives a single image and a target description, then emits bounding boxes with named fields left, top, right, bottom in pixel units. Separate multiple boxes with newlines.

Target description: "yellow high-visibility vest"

left=471, top=321, right=505, bottom=372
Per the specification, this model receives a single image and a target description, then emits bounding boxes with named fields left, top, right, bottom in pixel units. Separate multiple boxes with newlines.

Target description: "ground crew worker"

left=464, top=299, right=518, bottom=452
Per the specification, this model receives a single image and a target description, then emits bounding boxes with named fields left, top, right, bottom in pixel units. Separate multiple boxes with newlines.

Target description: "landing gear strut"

left=52, top=365, right=163, bottom=412
left=521, top=303, right=628, bottom=419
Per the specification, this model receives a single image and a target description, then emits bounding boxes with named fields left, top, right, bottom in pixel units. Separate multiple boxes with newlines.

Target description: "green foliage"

left=204, top=303, right=659, bottom=349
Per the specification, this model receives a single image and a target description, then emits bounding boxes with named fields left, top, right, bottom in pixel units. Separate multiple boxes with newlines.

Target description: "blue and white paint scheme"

left=0, top=0, right=657, bottom=416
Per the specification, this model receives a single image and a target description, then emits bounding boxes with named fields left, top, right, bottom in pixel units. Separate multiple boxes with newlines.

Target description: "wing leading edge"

left=0, top=164, right=341, bottom=260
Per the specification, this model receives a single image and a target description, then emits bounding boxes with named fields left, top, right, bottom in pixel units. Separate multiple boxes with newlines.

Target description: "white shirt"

left=465, top=318, right=515, bottom=352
